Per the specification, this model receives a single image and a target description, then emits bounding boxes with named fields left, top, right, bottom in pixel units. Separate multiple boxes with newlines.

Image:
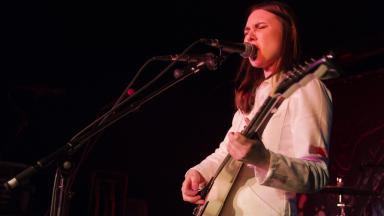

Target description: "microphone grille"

left=241, top=43, right=257, bottom=58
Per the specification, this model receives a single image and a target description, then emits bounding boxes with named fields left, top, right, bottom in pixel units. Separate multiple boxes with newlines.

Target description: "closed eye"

left=244, top=22, right=267, bottom=36
left=255, top=23, right=267, bottom=29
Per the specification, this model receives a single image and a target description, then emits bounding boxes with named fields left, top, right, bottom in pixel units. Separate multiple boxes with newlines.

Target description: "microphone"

left=153, top=53, right=217, bottom=63
left=200, top=38, right=257, bottom=59
left=3, top=165, right=38, bottom=190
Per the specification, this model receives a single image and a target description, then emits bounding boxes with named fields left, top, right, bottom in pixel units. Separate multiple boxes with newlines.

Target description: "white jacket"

left=190, top=77, right=332, bottom=215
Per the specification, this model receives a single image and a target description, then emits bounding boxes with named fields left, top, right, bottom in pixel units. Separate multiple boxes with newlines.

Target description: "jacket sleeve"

left=187, top=110, right=244, bottom=182
left=255, top=78, right=333, bottom=193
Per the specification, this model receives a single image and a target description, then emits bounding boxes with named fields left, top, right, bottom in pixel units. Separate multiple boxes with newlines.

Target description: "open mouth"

left=250, top=51, right=258, bottom=61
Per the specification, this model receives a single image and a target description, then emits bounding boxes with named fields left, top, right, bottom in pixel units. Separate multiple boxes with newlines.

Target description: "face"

left=244, top=9, right=284, bottom=71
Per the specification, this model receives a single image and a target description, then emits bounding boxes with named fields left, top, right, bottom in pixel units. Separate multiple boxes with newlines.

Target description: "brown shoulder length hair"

left=235, top=1, right=301, bottom=113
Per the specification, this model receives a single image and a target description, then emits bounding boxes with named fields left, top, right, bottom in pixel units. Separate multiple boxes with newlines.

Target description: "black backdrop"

left=4, top=0, right=384, bottom=215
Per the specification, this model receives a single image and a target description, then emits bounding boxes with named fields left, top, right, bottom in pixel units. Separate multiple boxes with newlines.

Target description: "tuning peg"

left=299, top=65, right=306, bottom=71
left=286, top=71, right=295, bottom=77
left=292, top=67, right=302, bottom=75
left=326, top=52, right=335, bottom=60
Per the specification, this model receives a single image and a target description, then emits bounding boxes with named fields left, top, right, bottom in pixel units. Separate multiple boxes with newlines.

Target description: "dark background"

left=4, top=0, right=384, bottom=215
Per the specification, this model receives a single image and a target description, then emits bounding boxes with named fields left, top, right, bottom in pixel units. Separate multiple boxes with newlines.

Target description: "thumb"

left=190, top=173, right=200, bottom=191
left=245, top=117, right=250, bottom=125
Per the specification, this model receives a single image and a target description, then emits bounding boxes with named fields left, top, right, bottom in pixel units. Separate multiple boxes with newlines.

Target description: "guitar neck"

left=210, top=94, right=285, bottom=181
left=242, top=95, right=284, bottom=139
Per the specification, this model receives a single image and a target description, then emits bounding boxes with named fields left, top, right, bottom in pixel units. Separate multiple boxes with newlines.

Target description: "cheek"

left=263, top=33, right=282, bottom=57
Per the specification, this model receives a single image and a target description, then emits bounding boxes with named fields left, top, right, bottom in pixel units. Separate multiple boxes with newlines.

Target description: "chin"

left=249, top=59, right=263, bottom=69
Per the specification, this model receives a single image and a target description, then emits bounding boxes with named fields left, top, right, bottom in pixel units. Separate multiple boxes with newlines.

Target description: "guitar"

left=193, top=53, right=337, bottom=216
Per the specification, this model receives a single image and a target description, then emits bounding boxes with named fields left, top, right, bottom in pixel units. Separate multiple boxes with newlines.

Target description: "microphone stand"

left=3, top=55, right=222, bottom=216
left=50, top=160, right=72, bottom=216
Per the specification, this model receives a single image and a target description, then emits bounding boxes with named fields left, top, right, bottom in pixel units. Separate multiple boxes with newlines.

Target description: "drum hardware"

left=320, top=177, right=376, bottom=216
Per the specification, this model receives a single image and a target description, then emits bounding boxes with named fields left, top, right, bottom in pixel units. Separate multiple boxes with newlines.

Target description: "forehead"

left=246, top=9, right=279, bottom=25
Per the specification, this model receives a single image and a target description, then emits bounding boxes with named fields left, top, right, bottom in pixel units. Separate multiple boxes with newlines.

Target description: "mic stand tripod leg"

left=50, top=160, right=73, bottom=216
left=336, top=194, right=347, bottom=216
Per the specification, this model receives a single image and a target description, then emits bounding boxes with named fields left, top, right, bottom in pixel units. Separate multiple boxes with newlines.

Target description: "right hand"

left=181, top=169, right=206, bottom=204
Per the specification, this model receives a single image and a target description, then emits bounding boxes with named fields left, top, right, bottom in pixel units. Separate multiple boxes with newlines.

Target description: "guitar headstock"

left=272, top=52, right=338, bottom=96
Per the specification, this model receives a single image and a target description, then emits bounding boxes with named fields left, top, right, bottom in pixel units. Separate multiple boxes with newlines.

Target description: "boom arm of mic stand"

left=2, top=40, right=219, bottom=216
left=70, top=58, right=223, bottom=147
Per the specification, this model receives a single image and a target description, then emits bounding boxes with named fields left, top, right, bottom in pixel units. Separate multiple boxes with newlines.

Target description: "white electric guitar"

left=193, top=53, right=338, bottom=216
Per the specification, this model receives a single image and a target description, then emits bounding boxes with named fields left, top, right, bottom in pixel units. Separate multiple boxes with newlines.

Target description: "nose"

left=244, top=31, right=256, bottom=43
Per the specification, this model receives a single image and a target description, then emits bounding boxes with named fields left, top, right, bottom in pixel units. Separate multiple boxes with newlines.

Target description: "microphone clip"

left=172, top=54, right=225, bottom=79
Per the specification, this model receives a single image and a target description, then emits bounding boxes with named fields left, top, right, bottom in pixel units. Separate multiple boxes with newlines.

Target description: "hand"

left=227, top=132, right=270, bottom=169
left=181, top=169, right=206, bottom=204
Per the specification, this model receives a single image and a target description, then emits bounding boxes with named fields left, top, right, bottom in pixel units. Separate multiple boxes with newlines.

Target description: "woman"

left=181, top=1, right=332, bottom=215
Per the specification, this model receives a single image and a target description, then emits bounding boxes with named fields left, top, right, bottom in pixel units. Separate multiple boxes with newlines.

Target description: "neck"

left=263, top=59, right=281, bottom=79
left=263, top=69, right=274, bottom=79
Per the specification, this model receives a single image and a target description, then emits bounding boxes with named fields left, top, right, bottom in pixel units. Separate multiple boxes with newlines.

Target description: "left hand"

left=227, top=132, right=270, bottom=168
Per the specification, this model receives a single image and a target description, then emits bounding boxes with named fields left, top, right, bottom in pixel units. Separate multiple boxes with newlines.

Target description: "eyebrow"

left=244, top=22, right=266, bottom=32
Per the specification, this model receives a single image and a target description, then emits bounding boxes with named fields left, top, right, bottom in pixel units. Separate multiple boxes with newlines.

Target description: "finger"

left=191, top=178, right=199, bottom=191
left=182, top=194, right=203, bottom=203
left=182, top=181, right=199, bottom=196
left=196, top=199, right=205, bottom=205
left=226, top=141, right=233, bottom=154
left=183, top=187, right=199, bottom=196
left=229, top=131, right=236, bottom=141
left=198, top=182, right=207, bottom=190
left=181, top=178, right=191, bottom=190
left=234, top=132, right=246, bottom=143
left=245, top=117, right=250, bottom=125
left=229, top=132, right=241, bottom=143
left=228, top=133, right=239, bottom=149
left=227, top=142, right=239, bottom=160
left=233, top=132, right=256, bottom=146
left=190, top=174, right=203, bottom=191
